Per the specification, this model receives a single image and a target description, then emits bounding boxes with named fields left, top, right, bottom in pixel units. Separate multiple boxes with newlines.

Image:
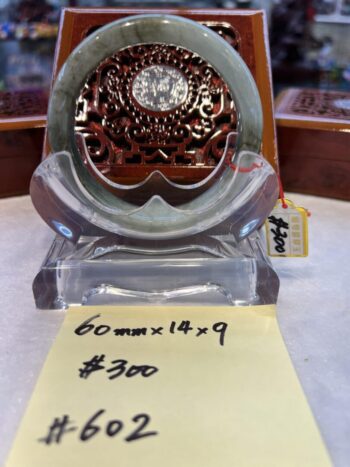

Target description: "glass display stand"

left=33, top=230, right=279, bottom=309
left=31, top=143, right=280, bottom=310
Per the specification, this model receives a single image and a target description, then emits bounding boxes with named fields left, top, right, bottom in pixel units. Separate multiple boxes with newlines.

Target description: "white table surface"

left=1, top=193, right=350, bottom=466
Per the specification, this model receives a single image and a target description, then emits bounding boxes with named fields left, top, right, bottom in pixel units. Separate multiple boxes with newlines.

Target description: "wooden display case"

left=275, top=87, right=350, bottom=200
left=45, top=7, right=278, bottom=179
left=0, top=90, right=47, bottom=197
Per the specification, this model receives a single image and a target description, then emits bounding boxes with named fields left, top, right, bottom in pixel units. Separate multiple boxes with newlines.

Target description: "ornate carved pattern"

left=0, top=90, right=48, bottom=118
left=202, top=21, right=241, bottom=51
left=75, top=42, right=237, bottom=185
left=287, top=89, right=350, bottom=120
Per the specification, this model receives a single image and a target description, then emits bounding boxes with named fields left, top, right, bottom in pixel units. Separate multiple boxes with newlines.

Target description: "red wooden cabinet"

left=0, top=90, right=47, bottom=198
left=275, top=88, right=350, bottom=200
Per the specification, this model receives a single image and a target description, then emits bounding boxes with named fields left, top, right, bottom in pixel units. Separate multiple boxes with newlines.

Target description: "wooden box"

left=275, top=88, right=350, bottom=200
left=45, top=7, right=278, bottom=177
left=0, top=90, right=47, bottom=197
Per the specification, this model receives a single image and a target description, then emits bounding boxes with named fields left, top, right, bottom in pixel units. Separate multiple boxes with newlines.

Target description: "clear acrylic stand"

left=31, top=126, right=280, bottom=310
left=31, top=124, right=280, bottom=310
left=33, top=229, right=279, bottom=309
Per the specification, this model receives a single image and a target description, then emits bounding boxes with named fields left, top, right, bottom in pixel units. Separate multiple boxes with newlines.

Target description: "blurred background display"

left=0, top=0, right=349, bottom=95
left=270, top=0, right=350, bottom=93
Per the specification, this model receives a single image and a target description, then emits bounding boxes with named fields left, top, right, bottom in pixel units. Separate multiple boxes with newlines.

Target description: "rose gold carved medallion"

left=75, top=32, right=239, bottom=187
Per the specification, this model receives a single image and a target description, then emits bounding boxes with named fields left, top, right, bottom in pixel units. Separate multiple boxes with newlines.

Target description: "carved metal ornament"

left=132, top=64, right=188, bottom=111
left=75, top=44, right=237, bottom=186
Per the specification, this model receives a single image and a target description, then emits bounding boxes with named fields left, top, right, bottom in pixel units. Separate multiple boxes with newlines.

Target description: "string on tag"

left=226, top=157, right=311, bottom=217
left=277, top=171, right=311, bottom=216
left=277, top=172, right=288, bottom=209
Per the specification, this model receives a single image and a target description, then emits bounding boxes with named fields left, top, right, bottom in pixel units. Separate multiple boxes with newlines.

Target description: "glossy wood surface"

left=275, top=88, right=350, bottom=200
left=0, top=90, right=47, bottom=197
left=0, top=128, right=44, bottom=197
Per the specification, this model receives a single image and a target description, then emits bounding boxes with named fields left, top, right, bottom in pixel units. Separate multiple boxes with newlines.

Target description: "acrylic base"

left=33, top=230, right=279, bottom=309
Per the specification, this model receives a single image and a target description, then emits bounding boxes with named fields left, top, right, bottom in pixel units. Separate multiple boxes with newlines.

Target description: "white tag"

left=265, top=199, right=308, bottom=257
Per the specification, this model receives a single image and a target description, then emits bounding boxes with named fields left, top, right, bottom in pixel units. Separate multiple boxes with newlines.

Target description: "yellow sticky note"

left=6, top=306, right=331, bottom=467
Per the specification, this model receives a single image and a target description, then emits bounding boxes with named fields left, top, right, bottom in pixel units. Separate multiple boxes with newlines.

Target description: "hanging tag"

left=265, top=199, right=309, bottom=257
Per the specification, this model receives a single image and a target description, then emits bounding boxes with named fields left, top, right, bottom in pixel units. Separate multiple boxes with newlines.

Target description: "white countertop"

left=1, top=193, right=350, bottom=466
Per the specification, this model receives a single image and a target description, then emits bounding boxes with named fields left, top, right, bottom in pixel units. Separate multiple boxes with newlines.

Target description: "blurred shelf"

left=0, top=22, right=58, bottom=41
left=315, top=13, right=350, bottom=23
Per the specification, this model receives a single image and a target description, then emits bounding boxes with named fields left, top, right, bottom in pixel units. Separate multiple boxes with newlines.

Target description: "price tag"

left=265, top=198, right=309, bottom=257
left=6, top=306, right=329, bottom=467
